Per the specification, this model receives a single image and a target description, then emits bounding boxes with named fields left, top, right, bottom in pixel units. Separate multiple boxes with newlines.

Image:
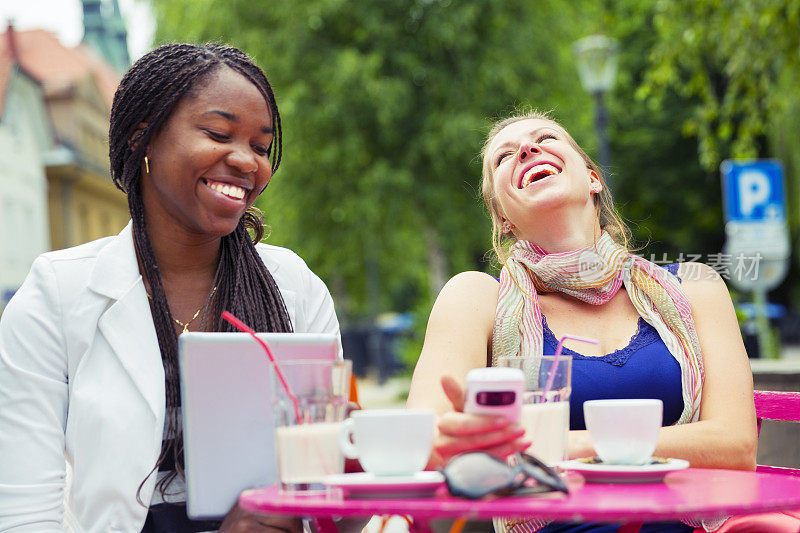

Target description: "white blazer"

left=0, top=223, right=342, bottom=533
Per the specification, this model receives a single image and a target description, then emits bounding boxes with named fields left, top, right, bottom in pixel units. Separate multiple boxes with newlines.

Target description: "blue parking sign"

left=721, top=160, right=786, bottom=223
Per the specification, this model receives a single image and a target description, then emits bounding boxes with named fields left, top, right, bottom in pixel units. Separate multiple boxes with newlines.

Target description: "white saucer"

left=323, top=471, right=445, bottom=498
left=559, top=457, right=689, bottom=484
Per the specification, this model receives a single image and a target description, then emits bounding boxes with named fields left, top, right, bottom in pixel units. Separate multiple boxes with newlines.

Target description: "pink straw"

left=542, top=335, right=600, bottom=401
left=222, top=311, right=302, bottom=424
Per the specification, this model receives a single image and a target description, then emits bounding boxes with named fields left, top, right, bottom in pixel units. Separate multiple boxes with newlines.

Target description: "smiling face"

left=484, top=118, right=602, bottom=241
left=141, top=66, right=274, bottom=239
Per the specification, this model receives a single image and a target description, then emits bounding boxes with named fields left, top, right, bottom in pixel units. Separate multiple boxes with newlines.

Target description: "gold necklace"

left=146, top=285, right=218, bottom=334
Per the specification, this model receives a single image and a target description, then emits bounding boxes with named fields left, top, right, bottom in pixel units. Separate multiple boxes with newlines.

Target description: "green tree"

left=642, top=0, right=800, bottom=168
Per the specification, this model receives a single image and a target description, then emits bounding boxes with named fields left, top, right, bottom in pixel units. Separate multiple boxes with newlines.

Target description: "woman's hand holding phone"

left=430, top=375, right=530, bottom=469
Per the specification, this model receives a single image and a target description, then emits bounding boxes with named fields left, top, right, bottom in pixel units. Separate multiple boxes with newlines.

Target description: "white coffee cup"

left=583, top=399, right=663, bottom=465
left=338, top=409, right=435, bottom=476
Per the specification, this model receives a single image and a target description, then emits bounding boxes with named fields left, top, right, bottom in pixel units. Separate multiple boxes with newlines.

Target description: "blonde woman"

left=407, top=112, right=757, bottom=533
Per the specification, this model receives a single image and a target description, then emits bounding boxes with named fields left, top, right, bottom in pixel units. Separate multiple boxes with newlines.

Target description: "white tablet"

left=177, top=332, right=339, bottom=519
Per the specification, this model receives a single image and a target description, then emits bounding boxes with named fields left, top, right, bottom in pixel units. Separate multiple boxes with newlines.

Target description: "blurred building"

left=0, top=27, right=51, bottom=309
left=0, top=4, right=131, bottom=311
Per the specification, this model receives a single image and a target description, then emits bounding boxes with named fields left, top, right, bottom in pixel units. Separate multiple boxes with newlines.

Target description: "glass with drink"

left=498, top=355, right=572, bottom=466
left=272, top=359, right=352, bottom=492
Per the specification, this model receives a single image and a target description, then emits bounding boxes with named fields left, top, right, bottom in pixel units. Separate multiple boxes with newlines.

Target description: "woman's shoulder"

left=443, top=270, right=500, bottom=292
left=424, top=271, right=498, bottom=353
left=5, top=230, right=134, bottom=316
left=27, top=224, right=133, bottom=286
left=674, top=261, right=730, bottom=309
left=17, top=234, right=124, bottom=301
left=432, top=271, right=500, bottom=314
left=253, top=244, right=339, bottom=333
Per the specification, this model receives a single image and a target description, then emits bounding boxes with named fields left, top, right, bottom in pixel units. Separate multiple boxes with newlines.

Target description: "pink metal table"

left=239, top=468, right=800, bottom=533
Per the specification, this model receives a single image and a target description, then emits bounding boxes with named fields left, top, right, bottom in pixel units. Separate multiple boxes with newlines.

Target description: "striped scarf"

left=492, top=233, right=706, bottom=533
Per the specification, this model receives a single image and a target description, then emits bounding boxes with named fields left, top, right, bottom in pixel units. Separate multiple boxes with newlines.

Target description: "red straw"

left=221, top=311, right=302, bottom=424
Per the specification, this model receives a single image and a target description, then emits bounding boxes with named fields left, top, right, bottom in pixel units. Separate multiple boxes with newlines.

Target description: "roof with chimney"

left=0, top=26, right=121, bottom=118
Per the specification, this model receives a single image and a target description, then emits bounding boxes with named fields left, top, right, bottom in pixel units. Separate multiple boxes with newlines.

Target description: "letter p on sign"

left=738, top=170, right=771, bottom=217
left=722, top=159, right=784, bottom=223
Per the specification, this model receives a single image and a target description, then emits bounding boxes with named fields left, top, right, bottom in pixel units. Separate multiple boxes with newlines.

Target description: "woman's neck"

left=516, top=209, right=600, bottom=253
left=143, top=214, right=222, bottom=284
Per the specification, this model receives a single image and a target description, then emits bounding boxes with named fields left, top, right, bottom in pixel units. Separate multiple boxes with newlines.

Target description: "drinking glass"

left=272, top=359, right=352, bottom=492
left=497, top=355, right=572, bottom=466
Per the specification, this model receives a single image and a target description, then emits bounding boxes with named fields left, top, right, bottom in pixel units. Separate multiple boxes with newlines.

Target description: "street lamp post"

left=573, top=35, right=620, bottom=186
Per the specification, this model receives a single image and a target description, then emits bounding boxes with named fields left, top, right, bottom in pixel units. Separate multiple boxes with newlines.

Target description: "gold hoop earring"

left=144, top=156, right=150, bottom=174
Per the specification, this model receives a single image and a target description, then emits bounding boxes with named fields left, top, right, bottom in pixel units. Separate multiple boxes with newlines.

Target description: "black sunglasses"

left=441, top=452, right=569, bottom=500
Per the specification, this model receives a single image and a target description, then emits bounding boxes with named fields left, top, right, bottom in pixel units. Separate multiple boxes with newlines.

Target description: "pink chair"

left=699, top=390, right=800, bottom=533
left=754, top=389, right=800, bottom=477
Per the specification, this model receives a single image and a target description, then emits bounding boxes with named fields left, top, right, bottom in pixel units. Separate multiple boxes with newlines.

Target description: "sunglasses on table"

left=441, top=452, right=569, bottom=500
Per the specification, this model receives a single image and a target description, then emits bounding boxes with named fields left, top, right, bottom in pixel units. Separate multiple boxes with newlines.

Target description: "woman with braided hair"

left=407, top=112, right=760, bottom=532
left=0, top=43, right=340, bottom=532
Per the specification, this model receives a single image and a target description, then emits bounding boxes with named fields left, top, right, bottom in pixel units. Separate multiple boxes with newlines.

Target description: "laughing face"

left=141, top=66, right=274, bottom=238
left=485, top=118, right=601, bottom=236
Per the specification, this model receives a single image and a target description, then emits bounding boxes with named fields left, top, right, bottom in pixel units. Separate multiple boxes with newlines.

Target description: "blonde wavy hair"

left=480, top=110, right=631, bottom=263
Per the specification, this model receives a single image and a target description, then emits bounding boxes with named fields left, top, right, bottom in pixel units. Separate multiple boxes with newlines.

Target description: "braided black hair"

left=108, top=42, right=293, bottom=501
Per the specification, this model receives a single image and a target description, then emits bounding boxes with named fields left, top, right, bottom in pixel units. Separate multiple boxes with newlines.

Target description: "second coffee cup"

left=338, top=409, right=435, bottom=476
left=583, top=398, right=663, bottom=465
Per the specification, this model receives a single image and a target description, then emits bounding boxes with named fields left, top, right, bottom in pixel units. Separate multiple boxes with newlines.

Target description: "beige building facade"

left=44, top=72, right=129, bottom=250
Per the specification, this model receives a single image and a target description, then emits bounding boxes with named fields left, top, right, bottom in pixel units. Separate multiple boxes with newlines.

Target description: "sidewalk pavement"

left=750, top=343, right=800, bottom=375
left=355, top=374, right=411, bottom=410
left=781, top=345, right=800, bottom=359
